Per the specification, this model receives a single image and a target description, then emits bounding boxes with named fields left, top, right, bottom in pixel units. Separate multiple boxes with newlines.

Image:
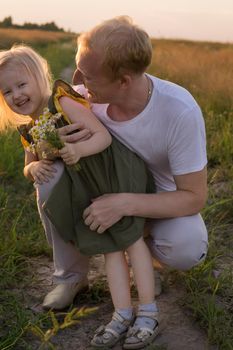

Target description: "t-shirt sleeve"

left=72, top=84, right=88, bottom=99
left=167, top=105, right=207, bottom=175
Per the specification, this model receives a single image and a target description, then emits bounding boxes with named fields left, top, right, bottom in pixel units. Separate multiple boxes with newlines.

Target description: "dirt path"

left=24, top=256, right=218, bottom=350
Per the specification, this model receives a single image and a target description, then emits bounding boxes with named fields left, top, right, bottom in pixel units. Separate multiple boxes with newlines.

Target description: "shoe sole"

left=90, top=331, right=127, bottom=348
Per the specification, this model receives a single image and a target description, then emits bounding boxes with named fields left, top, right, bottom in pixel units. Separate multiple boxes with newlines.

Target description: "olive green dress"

left=19, top=80, right=155, bottom=256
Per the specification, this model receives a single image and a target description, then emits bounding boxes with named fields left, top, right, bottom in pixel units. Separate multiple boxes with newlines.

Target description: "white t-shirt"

left=75, top=75, right=207, bottom=192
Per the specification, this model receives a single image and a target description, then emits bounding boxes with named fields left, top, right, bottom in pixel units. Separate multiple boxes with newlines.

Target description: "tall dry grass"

left=0, top=27, right=75, bottom=49
left=149, top=39, right=233, bottom=112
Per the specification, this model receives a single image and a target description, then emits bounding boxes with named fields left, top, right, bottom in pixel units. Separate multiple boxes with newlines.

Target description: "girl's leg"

left=124, top=237, right=159, bottom=349
left=127, top=237, right=155, bottom=304
left=91, top=251, right=134, bottom=347
left=105, top=250, right=131, bottom=309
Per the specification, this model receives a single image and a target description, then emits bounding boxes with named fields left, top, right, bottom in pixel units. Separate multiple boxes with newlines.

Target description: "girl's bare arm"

left=23, top=150, right=38, bottom=180
left=59, top=96, right=112, bottom=159
left=23, top=150, right=56, bottom=184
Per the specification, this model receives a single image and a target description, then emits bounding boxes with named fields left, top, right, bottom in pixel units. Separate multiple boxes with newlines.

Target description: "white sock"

left=107, top=307, right=134, bottom=334
left=134, top=302, right=158, bottom=329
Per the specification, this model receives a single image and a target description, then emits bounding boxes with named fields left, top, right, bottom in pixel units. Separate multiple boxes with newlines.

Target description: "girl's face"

left=0, top=64, right=44, bottom=119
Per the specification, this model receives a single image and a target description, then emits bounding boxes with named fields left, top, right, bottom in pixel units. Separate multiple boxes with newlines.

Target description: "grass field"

left=0, top=29, right=233, bottom=349
left=0, top=27, right=77, bottom=78
left=0, top=27, right=75, bottom=47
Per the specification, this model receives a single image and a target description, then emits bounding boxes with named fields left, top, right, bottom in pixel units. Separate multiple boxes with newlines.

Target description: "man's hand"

left=82, top=168, right=208, bottom=233
left=83, top=194, right=127, bottom=234
left=29, top=160, right=57, bottom=184
left=59, top=143, right=81, bottom=165
left=58, top=123, right=92, bottom=143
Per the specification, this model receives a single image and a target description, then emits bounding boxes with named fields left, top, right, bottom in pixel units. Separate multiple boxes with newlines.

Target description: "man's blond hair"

left=77, top=16, right=152, bottom=80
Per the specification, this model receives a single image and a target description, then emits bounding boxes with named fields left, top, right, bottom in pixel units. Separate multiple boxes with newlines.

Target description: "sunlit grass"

left=0, top=27, right=75, bottom=49
left=149, top=39, right=233, bottom=113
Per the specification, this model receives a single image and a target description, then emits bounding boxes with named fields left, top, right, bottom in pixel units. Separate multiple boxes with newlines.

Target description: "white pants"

left=35, top=161, right=208, bottom=283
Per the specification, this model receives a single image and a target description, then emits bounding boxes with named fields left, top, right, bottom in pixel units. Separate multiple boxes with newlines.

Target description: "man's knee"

left=147, top=235, right=208, bottom=271
left=146, top=215, right=208, bottom=271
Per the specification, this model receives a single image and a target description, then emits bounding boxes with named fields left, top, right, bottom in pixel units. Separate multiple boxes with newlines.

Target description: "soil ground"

left=23, top=256, right=218, bottom=350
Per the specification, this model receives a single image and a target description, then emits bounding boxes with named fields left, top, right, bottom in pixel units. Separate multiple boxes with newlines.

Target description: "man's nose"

left=72, top=69, right=84, bottom=85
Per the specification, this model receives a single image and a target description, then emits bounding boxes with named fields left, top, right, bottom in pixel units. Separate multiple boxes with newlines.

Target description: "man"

left=40, top=16, right=208, bottom=312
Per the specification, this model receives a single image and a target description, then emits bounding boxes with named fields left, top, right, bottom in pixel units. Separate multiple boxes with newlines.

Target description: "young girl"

left=0, top=45, right=159, bottom=349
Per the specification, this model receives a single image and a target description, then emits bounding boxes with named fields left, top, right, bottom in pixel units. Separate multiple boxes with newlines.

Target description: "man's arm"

left=83, top=167, right=207, bottom=233
left=126, top=166, right=207, bottom=218
left=58, top=122, right=92, bottom=143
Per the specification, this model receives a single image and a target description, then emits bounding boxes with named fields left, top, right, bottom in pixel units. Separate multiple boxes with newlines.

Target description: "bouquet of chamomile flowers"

left=27, top=108, right=64, bottom=160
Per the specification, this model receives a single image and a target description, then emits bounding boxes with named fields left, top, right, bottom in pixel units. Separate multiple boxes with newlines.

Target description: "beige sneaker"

left=42, top=277, right=89, bottom=310
left=154, top=270, right=162, bottom=297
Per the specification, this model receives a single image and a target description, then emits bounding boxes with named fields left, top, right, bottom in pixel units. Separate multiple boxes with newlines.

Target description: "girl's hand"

left=59, top=143, right=81, bottom=165
left=29, top=160, right=57, bottom=184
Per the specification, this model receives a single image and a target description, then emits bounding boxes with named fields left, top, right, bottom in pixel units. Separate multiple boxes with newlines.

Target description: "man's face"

left=74, top=48, right=120, bottom=104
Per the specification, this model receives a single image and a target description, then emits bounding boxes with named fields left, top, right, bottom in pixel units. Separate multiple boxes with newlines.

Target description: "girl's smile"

left=0, top=64, right=45, bottom=119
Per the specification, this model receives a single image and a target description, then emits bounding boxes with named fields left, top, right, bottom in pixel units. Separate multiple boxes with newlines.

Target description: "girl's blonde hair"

left=0, top=44, right=52, bottom=130
left=77, top=16, right=152, bottom=80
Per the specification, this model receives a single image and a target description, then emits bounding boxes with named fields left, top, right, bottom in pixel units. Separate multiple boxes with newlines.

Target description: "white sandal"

left=123, top=310, right=159, bottom=349
left=91, top=311, right=134, bottom=348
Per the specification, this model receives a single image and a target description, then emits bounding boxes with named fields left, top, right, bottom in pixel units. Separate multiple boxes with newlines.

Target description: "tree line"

left=0, top=16, right=64, bottom=32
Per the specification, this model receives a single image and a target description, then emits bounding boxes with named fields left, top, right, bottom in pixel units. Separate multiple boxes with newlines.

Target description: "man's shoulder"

left=150, top=75, right=199, bottom=112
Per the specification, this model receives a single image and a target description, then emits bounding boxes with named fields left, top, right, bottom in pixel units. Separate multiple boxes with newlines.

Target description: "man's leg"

left=35, top=160, right=89, bottom=309
left=146, top=214, right=208, bottom=271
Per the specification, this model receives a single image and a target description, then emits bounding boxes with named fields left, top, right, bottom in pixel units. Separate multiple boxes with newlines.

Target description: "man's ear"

left=72, top=69, right=83, bottom=85
left=119, top=74, right=132, bottom=89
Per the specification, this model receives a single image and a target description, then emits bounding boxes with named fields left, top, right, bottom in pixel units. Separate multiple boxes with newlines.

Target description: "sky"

left=1, top=0, right=233, bottom=43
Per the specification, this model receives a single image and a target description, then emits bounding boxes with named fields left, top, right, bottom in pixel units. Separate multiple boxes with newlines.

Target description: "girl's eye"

left=19, top=82, right=26, bottom=88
